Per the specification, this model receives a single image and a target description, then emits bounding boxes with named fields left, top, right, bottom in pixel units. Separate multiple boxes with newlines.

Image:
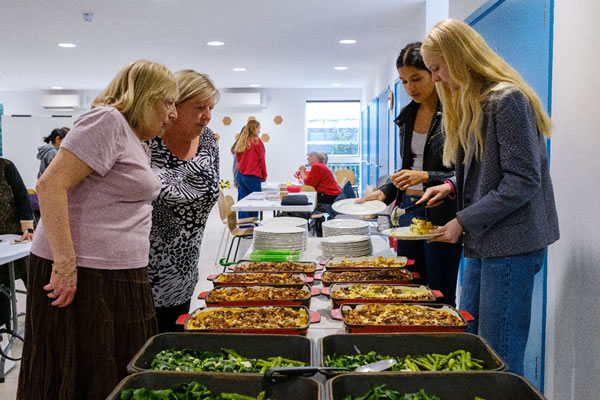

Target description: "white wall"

left=545, top=1, right=600, bottom=399
left=212, top=87, right=361, bottom=185
left=1, top=88, right=360, bottom=189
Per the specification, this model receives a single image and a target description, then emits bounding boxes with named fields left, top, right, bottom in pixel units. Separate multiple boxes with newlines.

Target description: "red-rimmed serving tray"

left=324, top=256, right=414, bottom=271
left=228, top=260, right=321, bottom=277
left=198, top=284, right=320, bottom=308
left=177, top=305, right=321, bottom=335
left=316, top=269, right=417, bottom=287
left=207, top=272, right=313, bottom=287
left=331, top=303, right=473, bottom=333
left=321, top=284, right=442, bottom=308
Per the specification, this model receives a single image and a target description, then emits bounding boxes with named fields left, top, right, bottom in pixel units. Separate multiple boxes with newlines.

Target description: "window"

left=305, top=101, right=360, bottom=157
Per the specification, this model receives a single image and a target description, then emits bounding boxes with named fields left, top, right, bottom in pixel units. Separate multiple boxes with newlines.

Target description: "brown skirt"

left=17, top=254, right=158, bottom=400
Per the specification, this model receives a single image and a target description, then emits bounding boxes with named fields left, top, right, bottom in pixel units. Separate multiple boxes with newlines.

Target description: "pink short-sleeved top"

left=32, top=107, right=161, bottom=270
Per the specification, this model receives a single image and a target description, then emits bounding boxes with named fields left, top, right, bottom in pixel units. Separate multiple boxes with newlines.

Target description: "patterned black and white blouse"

left=147, top=128, right=220, bottom=307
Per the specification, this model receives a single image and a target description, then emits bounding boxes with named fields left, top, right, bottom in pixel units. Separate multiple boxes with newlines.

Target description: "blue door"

left=377, top=88, right=390, bottom=181
left=466, top=0, right=553, bottom=390
left=360, top=106, right=369, bottom=193
left=367, top=99, right=379, bottom=188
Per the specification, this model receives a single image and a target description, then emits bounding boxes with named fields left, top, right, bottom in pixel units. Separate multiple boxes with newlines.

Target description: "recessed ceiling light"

left=249, top=84, right=261, bottom=87
left=58, top=43, right=76, bottom=48
left=331, top=83, right=342, bottom=87
left=207, top=41, right=225, bottom=46
left=51, top=86, right=63, bottom=90
left=334, top=66, right=348, bottom=71
left=233, top=68, right=247, bottom=72
left=339, top=39, right=357, bottom=44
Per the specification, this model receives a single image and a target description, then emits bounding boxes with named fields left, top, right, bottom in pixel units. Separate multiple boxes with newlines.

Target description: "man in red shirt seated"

left=298, top=151, right=341, bottom=205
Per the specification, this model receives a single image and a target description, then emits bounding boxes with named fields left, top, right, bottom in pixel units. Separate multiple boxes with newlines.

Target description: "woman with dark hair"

left=356, top=42, right=462, bottom=307
left=37, top=127, right=70, bottom=178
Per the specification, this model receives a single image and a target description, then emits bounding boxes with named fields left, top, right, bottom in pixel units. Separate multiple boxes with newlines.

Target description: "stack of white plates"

left=253, top=225, right=307, bottom=251
left=322, top=219, right=370, bottom=237
left=261, top=216, right=308, bottom=230
left=320, top=235, right=373, bottom=258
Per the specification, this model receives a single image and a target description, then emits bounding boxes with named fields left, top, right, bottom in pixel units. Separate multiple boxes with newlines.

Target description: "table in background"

left=0, top=235, right=31, bottom=382
left=231, top=191, right=317, bottom=217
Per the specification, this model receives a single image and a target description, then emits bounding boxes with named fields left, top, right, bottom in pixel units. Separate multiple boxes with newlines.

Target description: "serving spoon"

left=264, top=358, right=397, bottom=381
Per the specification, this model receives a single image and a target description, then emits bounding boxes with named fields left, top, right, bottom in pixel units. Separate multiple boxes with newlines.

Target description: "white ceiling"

left=0, top=0, right=427, bottom=91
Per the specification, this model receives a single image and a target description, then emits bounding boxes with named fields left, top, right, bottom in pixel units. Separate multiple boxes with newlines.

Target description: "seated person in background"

left=297, top=151, right=341, bottom=205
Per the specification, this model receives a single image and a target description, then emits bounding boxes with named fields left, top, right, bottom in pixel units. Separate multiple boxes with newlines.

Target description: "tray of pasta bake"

left=324, top=255, right=413, bottom=271
left=177, top=305, right=321, bottom=335
left=321, top=284, right=442, bottom=308
left=316, top=269, right=416, bottom=287
left=228, top=260, right=321, bottom=277
left=207, top=272, right=313, bottom=287
left=198, top=284, right=319, bottom=308
left=331, top=303, right=473, bottom=333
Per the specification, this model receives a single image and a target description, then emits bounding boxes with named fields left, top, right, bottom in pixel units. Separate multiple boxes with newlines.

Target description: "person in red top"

left=298, top=151, right=341, bottom=205
left=233, top=120, right=266, bottom=218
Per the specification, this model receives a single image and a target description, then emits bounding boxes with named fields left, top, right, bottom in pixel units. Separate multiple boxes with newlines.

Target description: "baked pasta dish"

left=207, top=286, right=310, bottom=302
left=327, top=256, right=408, bottom=269
left=186, top=307, right=309, bottom=329
left=331, top=284, right=434, bottom=301
left=342, top=304, right=465, bottom=327
left=322, top=269, right=413, bottom=283
left=234, top=261, right=315, bottom=273
left=397, top=218, right=438, bottom=236
left=214, top=273, right=304, bottom=285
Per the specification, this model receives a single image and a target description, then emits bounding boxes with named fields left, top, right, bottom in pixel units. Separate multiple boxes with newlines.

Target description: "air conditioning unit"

left=41, top=94, right=81, bottom=111
left=219, top=89, right=266, bottom=110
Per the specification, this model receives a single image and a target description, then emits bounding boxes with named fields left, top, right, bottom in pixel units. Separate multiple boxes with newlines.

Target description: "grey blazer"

left=455, top=83, right=559, bottom=258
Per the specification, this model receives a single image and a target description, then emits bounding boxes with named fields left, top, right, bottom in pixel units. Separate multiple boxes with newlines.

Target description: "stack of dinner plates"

left=322, top=219, right=370, bottom=237
left=261, top=216, right=308, bottom=230
left=320, top=235, right=373, bottom=258
left=253, top=224, right=307, bottom=251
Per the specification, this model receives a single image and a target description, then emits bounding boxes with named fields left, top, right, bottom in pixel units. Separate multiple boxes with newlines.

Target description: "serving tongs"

left=264, top=359, right=397, bottom=381
left=375, top=202, right=425, bottom=226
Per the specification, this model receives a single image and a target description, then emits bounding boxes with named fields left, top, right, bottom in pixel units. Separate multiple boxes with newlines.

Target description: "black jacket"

left=379, top=101, right=456, bottom=225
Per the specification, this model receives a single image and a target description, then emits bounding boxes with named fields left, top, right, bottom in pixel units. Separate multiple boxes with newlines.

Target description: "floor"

left=0, top=202, right=242, bottom=399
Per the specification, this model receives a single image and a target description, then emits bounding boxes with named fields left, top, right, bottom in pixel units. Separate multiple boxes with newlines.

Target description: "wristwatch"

left=23, top=228, right=34, bottom=234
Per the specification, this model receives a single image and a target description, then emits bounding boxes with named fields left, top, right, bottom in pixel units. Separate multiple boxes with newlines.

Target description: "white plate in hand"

left=381, top=227, right=443, bottom=241
left=332, top=199, right=387, bottom=216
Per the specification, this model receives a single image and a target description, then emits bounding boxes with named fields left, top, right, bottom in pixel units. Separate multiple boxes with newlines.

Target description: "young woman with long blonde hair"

left=234, top=119, right=267, bottom=218
left=419, top=19, right=559, bottom=376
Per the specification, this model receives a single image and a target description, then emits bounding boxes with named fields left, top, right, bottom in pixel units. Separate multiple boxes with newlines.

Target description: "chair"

left=335, top=169, right=356, bottom=185
left=299, top=185, right=316, bottom=192
left=215, top=192, right=257, bottom=268
left=27, top=188, right=40, bottom=227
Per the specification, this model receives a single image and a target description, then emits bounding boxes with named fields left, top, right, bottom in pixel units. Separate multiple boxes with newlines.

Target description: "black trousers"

left=155, top=299, right=191, bottom=333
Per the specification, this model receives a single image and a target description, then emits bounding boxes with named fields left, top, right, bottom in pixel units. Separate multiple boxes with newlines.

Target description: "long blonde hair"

left=92, top=60, right=178, bottom=132
left=421, top=19, right=551, bottom=166
left=233, top=120, right=260, bottom=153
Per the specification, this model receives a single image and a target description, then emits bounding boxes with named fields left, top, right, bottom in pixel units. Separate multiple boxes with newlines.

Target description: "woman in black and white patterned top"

left=147, top=70, right=220, bottom=332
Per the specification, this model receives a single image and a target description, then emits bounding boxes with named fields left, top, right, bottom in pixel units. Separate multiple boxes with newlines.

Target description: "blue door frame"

left=465, top=0, right=554, bottom=390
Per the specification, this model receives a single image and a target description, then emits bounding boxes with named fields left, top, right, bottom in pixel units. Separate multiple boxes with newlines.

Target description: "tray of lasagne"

left=228, top=260, right=321, bottom=277
left=198, top=284, right=320, bottom=308
left=321, top=284, right=441, bottom=308
left=316, top=269, right=416, bottom=287
left=207, top=272, right=313, bottom=287
left=324, top=256, right=413, bottom=271
left=177, top=305, right=321, bottom=335
left=331, top=303, right=472, bottom=333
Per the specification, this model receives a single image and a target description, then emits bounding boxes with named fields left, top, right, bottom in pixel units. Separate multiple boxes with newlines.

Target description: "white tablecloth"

left=231, top=191, right=317, bottom=213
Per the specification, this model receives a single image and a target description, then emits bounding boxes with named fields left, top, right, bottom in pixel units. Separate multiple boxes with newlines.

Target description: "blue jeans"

left=396, top=194, right=462, bottom=307
left=460, top=248, right=546, bottom=376
left=237, top=173, right=262, bottom=219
